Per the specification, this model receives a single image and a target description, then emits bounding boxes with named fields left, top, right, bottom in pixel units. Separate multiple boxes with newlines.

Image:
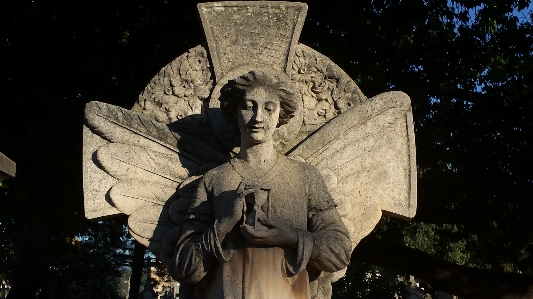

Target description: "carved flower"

left=311, top=77, right=328, bottom=94
left=167, top=100, right=193, bottom=122
left=134, top=46, right=213, bottom=125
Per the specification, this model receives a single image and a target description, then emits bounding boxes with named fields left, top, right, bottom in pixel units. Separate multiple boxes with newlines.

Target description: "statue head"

left=219, top=69, right=299, bottom=128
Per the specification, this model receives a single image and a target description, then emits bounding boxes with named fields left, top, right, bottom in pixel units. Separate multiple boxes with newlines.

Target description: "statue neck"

left=236, top=140, right=277, bottom=168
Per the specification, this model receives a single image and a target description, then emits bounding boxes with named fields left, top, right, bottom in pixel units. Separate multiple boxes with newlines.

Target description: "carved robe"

left=171, top=154, right=351, bottom=299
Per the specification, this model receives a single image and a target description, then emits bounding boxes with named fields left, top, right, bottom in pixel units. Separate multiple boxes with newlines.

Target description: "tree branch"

left=353, top=236, right=533, bottom=299
left=413, top=208, right=490, bottom=226
left=413, top=208, right=522, bottom=229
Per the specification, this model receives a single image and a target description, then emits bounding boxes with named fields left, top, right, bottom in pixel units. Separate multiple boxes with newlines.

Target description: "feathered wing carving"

left=85, top=101, right=228, bottom=164
left=289, top=91, right=417, bottom=299
left=84, top=101, right=229, bottom=264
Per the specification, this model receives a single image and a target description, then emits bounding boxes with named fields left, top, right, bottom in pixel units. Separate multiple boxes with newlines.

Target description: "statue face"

left=237, top=86, right=280, bottom=144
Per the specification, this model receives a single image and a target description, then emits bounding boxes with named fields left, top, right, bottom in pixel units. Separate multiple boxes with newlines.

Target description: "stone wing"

left=290, top=91, right=417, bottom=248
left=289, top=91, right=417, bottom=299
left=83, top=101, right=229, bottom=265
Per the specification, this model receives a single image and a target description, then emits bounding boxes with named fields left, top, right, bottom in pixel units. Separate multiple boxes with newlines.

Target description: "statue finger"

left=237, top=181, right=254, bottom=196
left=240, top=224, right=256, bottom=238
left=239, top=188, right=255, bottom=197
left=237, top=181, right=247, bottom=193
left=258, top=217, right=282, bottom=228
left=240, top=224, right=268, bottom=239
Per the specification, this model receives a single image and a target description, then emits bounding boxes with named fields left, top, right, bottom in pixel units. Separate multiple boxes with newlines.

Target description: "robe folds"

left=170, top=154, right=351, bottom=299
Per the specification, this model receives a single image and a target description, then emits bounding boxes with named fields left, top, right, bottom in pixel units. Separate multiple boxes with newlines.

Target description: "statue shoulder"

left=282, top=155, right=322, bottom=179
left=201, top=161, right=235, bottom=185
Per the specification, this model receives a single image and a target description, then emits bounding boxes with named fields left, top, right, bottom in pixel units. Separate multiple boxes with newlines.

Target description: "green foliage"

left=332, top=262, right=407, bottom=298
left=302, top=0, right=533, bottom=295
left=61, top=277, right=123, bottom=299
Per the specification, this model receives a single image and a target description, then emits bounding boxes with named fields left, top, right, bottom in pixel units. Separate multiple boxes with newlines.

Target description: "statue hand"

left=240, top=217, right=298, bottom=248
left=216, top=183, right=254, bottom=236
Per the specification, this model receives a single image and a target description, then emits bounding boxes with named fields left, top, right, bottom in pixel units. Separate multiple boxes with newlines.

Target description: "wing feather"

left=126, top=176, right=202, bottom=263
left=85, top=101, right=229, bottom=164
left=84, top=101, right=230, bottom=262
left=128, top=205, right=175, bottom=253
left=109, top=180, right=179, bottom=215
left=293, top=91, right=416, bottom=299
left=96, top=143, right=199, bottom=186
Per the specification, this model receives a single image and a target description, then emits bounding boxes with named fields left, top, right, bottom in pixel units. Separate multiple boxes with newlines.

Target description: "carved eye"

left=265, top=105, right=273, bottom=112
left=264, top=102, right=276, bottom=112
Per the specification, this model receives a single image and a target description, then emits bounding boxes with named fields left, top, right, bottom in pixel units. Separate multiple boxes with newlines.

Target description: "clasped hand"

left=240, top=217, right=298, bottom=248
left=215, top=182, right=298, bottom=248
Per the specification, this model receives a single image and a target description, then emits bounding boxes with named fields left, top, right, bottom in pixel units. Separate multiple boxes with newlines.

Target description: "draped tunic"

left=170, top=154, right=351, bottom=299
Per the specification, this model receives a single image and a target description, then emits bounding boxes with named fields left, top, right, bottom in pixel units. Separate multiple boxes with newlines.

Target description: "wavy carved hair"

left=219, top=70, right=299, bottom=127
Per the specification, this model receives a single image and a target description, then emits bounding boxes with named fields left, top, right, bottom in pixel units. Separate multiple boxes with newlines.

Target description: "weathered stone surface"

left=82, top=125, right=121, bottom=219
left=208, top=65, right=305, bottom=152
left=96, top=143, right=196, bottom=186
left=132, top=46, right=213, bottom=125
left=288, top=44, right=367, bottom=132
left=109, top=180, right=178, bottom=216
left=132, top=41, right=368, bottom=154
left=290, top=91, right=417, bottom=223
left=0, top=152, right=16, bottom=181
left=198, top=1, right=307, bottom=81
left=168, top=69, right=351, bottom=298
left=83, top=101, right=229, bottom=220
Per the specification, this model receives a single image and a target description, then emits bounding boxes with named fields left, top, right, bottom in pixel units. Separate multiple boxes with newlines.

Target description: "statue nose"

left=253, top=108, right=264, bottom=122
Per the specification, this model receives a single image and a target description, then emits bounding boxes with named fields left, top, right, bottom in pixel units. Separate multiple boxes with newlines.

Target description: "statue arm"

left=284, top=164, right=351, bottom=275
left=170, top=177, right=234, bottom=283
left=307, top=207, right=351, bottom=272
left=285, top=201, right=350, bottom=276
left=305, top=166, right=351, bottom=272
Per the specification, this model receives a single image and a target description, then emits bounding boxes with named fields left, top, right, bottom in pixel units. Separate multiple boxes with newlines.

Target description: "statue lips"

left=248, top=125, right=264, bottom=133
left=245, top=125, right=268, bottom=142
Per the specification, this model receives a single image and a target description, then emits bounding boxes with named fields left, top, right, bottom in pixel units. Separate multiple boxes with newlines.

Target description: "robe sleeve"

left=305, top=166, right=352, bottom=272
left=307, top=207, right=351, bottom=272
left=285, top=164, right=351, bottom=275
left=169, top=176, right=234, bottom=283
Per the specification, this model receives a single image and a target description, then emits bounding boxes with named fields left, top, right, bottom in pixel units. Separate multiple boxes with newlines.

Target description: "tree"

left=301, top=0, right=533, bottom=297
left=0, top=1, right=203, bottom=298
left=1, top=0, right=532, bottom=298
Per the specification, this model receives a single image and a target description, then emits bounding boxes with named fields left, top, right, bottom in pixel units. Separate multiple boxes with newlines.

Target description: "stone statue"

left=82, top=2, right=417, bottom=299
left=170, top=69, right=351, bottom=298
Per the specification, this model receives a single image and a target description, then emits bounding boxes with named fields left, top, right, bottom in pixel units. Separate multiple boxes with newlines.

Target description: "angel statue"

left=169, top=69, right=351, bottom=298
left=82, top=2, right=417, bottom=299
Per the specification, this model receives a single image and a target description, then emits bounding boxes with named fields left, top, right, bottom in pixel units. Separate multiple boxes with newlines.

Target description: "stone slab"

left=0, top=152, right=16, bottom=181
left=198, top=1, right=307, bottom=82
